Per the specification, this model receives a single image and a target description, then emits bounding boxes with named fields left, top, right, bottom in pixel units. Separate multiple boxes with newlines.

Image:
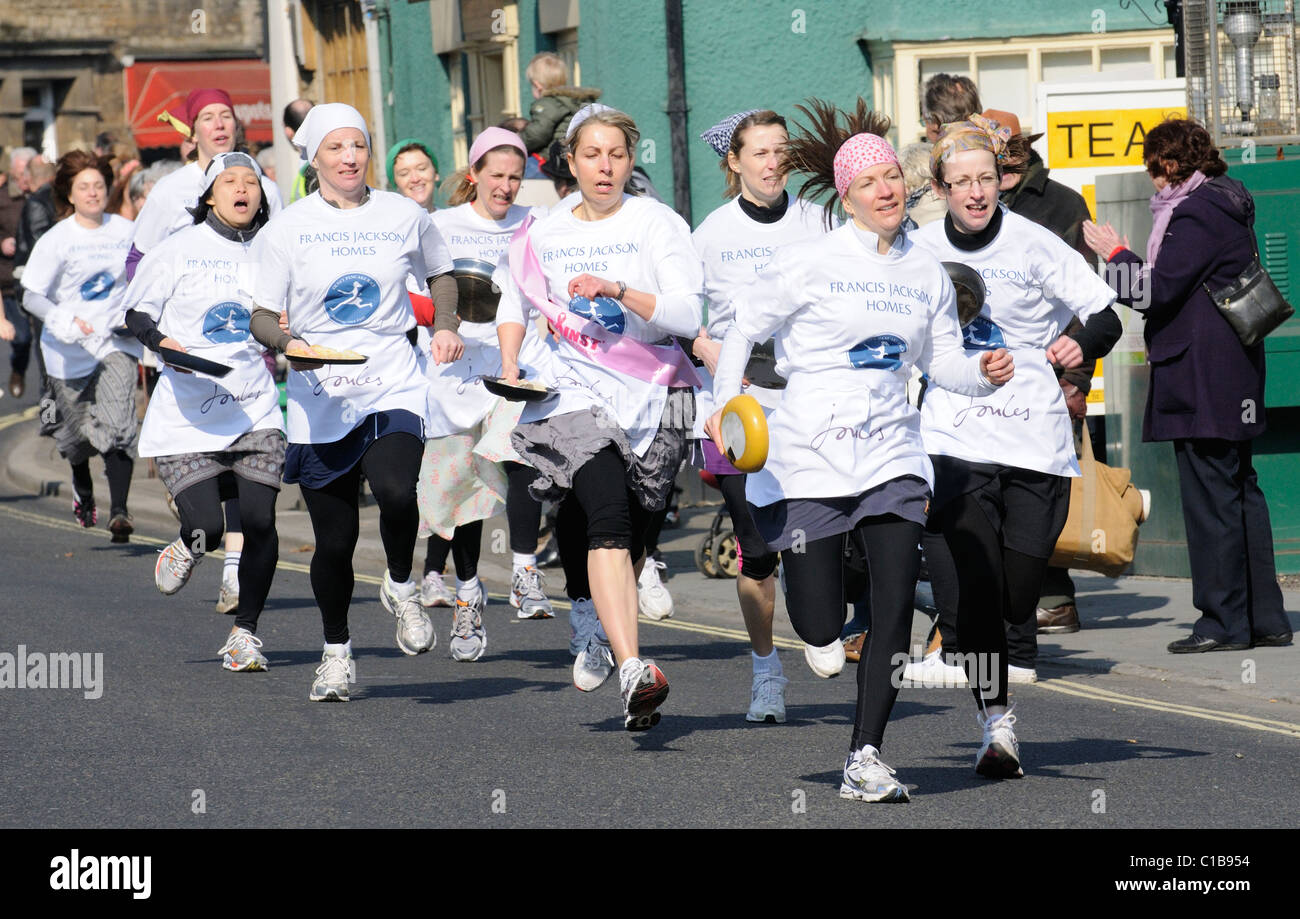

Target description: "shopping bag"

left=1050, top=426, right=1146, bottom=577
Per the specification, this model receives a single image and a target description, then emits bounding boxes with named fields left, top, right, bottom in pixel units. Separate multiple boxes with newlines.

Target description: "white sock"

left=223, top=551, right=240, bottom=586
left=512, top=552, right=536, bottom=570
left=619, top=657, right=642, bottom=686
left=386, top=571, right=417, bottom=598
left=752, top=649, right=782, bottom=676
left=324, top=640, right=351, bottom=658
left=457, top=576, right=481, bottom=601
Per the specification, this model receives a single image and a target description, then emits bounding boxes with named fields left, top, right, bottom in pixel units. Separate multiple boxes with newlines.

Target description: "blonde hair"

left=525, top=52, right=569, bottom=92
left=447, top=144, right=528, bottom=206
left=564, top=109, right=640, bottom=156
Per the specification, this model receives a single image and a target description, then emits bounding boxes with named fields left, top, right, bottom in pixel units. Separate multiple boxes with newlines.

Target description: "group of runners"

left=20, top=86, right=1122, bottom=803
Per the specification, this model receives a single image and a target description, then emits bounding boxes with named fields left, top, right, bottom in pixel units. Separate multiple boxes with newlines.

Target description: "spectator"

left=1083, top=118, right=1291, bottom=653
left=255, top=146, right=277, bottom=182
left=921, top=74, right=981, bottom=142
left=898, top=141, right=945, bottom=226
left=8, top=147, right=39, bottom=197
left=284, top=98, right=315, bottom=201
left=14, top=157, right=58, bottom=407
left=518, top=52, right=602, bottom=154
left=1, top=151, right=27, bottom=378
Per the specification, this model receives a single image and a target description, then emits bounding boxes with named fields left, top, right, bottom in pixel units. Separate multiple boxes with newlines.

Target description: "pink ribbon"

left=507, top=215, right=701, bottom=389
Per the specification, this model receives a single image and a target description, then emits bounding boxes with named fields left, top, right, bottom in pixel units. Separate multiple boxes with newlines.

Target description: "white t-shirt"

left=131, top=161, right=283, bottom=257
left=122, top=222, right=285, bottom=457
left=251, top=189, right=454, bottom=444
left=494, top=194, right=704, bottom=456
left=20, top=214, right=142, bottom=380
left=691, top=195, right=830, bottom=434
left=716, top=224, right=995, bottom=507
left=911, top=207, right=1116, bottom=477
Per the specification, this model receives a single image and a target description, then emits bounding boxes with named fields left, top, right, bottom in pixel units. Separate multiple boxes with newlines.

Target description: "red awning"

left=125, top=60, right=273, bottom=149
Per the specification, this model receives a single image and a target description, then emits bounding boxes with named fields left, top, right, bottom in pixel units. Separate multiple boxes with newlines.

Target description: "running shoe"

left=620, top=658, right=669, bottom=731
left=804, top=639, right=846, bottom=678
left=72, top=493, right=97, bottom=528
left=511, top=566, right=554, bottom=619
left=568, top=597, right=597, bottom=657
left=745, top=671, right=788, bottom=724
left=420, top=570, right=455, bottom=608
left=108, top=511, right=133, bottom=544
left=573, top=634, right=615, bottom=691
left=839, top=745, right=909, bottom=802
left=900, top=648, right=969, bottom=688
left=449, top=583, right=488, bottom=662
left=155, top=538, right=199, bottom=595
left=381, top=571, right=435, bottom=655
left=214, top=581, right=239, bottom=615
left=310, top=646, right=355, bottom=702
left=637, top=557, right=674, bottom=621
left=976, top=708, right=1024, bottom=779
left=1008, top=664, right=1038, bottom=684
left=218, top=627, right=268, bottom=672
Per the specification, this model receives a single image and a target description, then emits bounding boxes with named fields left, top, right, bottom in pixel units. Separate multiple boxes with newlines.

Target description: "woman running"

left=121, top=152, right=284, bottom=672
left=410, top=126, right=556, bottom=663
left=495, top=104, right=703, bottom=731
left=691, top=108, right=834, bottom=722
left=705, top=100, right=1013, bottom=801
left=910, top=116, right=1119, bottom=777
left=20, top=150, right=140, bottom=541
left=248, top=103, right=458, bottom=701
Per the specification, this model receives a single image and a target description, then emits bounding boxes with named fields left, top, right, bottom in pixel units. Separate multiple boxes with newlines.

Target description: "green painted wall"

left=379, top=0, right=456, bottom=192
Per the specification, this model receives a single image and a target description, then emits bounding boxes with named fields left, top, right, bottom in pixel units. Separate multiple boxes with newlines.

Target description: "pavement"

left=4, top=401, right=1298, bottom=710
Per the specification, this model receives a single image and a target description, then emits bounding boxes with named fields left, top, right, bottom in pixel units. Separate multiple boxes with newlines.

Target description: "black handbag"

left=1202, top=198, right=1295, bottom=349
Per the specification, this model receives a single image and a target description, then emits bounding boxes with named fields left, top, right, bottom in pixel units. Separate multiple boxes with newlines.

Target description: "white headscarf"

left=293, top=102, right=371, bottom=163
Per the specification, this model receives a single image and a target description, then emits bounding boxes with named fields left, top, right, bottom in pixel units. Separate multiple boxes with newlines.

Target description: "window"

left=555, top=26, right=580, bottom=87
left=22, top=82, right=56, bottom=157
left=889, top=31, right=1179, bottom=143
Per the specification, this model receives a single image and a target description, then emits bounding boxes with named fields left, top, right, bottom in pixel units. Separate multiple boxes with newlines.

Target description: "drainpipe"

left=664, top=0, right=691, bottom=223
left=360, top=0, right=389, bottom=188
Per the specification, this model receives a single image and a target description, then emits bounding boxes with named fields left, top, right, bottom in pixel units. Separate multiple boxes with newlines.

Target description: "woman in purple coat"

left=1084, top=118, right=1291, bottom=653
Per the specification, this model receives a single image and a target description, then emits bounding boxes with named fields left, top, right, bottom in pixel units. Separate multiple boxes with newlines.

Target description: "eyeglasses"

left=943, top=174, right=999, bottom=192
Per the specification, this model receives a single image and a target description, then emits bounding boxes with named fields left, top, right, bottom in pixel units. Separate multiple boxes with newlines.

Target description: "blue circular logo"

left=963, top=315, right=1006, bottom=351
left=80, top=271, right=115, bottom=301
left=202, top=302, right=251, bottom=343
left=567, top=295, right=625, bottom=335
left=324, top=273, right=381, bottom=325
left=849, top=333, right=907, bottom=371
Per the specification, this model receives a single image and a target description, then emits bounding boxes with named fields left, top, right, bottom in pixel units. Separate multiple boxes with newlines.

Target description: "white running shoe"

left=420, top=570, right=455, bottom=608
left=155, top=539, right=198, bottom=595
left=381, top=571, right=435, bottom=655
left=840, top=745, right=910, bottom=802
left=214, top=580, right=239, bottom=615
left=310, top=646, right=355, bottom=702
left=511, top=566, right=554, bottom=619
left=804, top=640, right=846, bottom=678
left=449, top=583, right=488, bottom=662
left=900, top=649, right=970, bottom=688
left=573, top=634, right=615, bottom=691
left=1008, top=664, right=1039, bottom=684
left=637, top=558, right=674, bottom=621
left=568, top=597, right=597, bottom=657
left=620, top=657, right=669, bottom=731
left=976, top=708, right=1024, bottom=778
left=218, top=627, right=268, bottom=672
left=745, top=672, right=789, bottom=723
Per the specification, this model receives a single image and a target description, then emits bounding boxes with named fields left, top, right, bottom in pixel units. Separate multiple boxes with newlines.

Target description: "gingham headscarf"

left=833, top=133, right=900, bottom=197
left=700, top=109, right=761, bottom=157
left=930, top=113, right=1013, bottom=177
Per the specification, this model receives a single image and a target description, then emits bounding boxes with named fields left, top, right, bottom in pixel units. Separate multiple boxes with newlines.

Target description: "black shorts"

left=928, top=455, right=1069, bottom=559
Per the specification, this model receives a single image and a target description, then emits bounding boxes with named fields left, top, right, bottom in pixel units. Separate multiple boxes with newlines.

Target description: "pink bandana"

left=833, top=133, right=900, bottom=197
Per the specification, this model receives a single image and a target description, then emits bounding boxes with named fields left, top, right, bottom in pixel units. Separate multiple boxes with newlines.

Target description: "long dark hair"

left=783, top=97, right=892, bottom=230
left=52, top=150, right=115, bottom=219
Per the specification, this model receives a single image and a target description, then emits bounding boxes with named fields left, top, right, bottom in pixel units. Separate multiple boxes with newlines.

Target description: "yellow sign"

left=1047, top=107, right=1187, bottom=168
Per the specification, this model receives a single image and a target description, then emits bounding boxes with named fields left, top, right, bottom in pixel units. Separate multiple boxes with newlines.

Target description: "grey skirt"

left=48, top=350, right=140, bottom=465
left=752, top=474, right=931, bottom=551
left=510, top=387, right=693, bottom=511
left=156, top=427, right=287, bottom=497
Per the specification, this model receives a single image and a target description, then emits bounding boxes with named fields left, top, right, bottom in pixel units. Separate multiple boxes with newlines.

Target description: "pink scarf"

left=1147, top=170, right=1207, bottom=268
left=507, top=215, right=701, bottom=388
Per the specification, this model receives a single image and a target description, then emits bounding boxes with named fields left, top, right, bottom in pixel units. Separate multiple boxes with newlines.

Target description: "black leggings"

left=300, top=433, right=424, bottom=644
left=556, top=446, right=656, bottom=601
left=927, top=493, right=1055, bottom=709
left=172, top=473, right=279, bottom=633
left=505, top=461, right=543, bottom=554
left=715, top=472, right=778, bottom=581
left=780, top=516, right=922, bottom=752
left=423, top=521, right=483, bottom=581
left=71, top=448, right=134, bottom=513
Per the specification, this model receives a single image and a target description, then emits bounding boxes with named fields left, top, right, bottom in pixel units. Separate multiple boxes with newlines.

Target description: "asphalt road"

left=2, top=464, right=1298, bottom=829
